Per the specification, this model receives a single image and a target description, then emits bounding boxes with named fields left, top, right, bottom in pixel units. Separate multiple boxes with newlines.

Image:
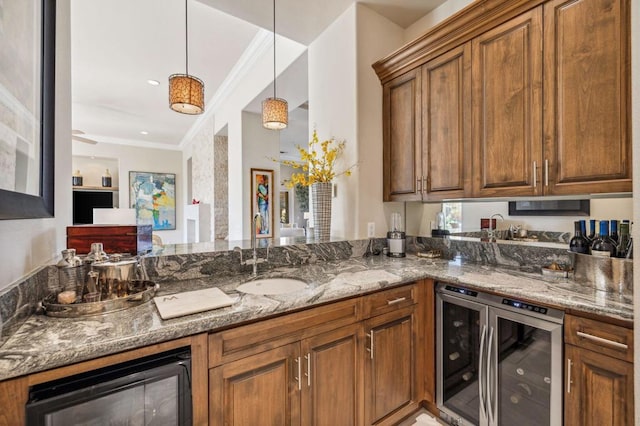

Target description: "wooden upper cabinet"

left=471, top=6, right=543, bottom=197
left=421, top=43, right=471, bottom=200
left=383, top=69, right=422, bottom=201
left=543, top=0, right=631, bottom=195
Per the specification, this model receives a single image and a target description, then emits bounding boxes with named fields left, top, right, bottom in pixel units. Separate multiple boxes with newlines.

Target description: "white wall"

left=308, top=4, right=406, bottom=240
left=404, top=0, right=475, bottom=43
left=241, top=111, right=281, bottom=239
left=355, top=5, right=406, bottom=238
left=72, top=141, right=184, bottom=244
left=308, top=5, right=358, bottom=240
left=72, top=156, right=119, bottom=189
left=0, top=0, right=72, bottom=292
left=226, top=112, right=243, bottom=240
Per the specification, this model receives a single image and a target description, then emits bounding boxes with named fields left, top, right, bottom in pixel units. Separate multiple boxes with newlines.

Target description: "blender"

left=387, top=213, right=406, bottom=257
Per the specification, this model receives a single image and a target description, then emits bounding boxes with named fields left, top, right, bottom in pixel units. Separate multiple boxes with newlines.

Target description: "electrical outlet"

left=367, top=222, right=375, bottom=238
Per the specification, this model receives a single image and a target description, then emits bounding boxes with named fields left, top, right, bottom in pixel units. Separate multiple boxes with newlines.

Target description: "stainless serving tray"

left=41, top=280, right=159, bottom=318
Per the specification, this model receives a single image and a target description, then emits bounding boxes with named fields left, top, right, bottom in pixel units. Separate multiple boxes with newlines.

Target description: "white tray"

left=154, top=287, right=234, bottom=320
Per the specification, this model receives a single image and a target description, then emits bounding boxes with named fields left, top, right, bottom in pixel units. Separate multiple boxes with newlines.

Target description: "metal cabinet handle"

left=416, top=177, right=422, bottom=193
left=422, top=176, right=428, bottom=193
left=487, top=327, right=496, bottom=425
left=544, top=159, right=549, bottom=187
left=304, top=353, right=311, bottom=387
left=387, top=297, right=407, bottom=305
left=478, top=325, right=488, bottom=421
left=533, top=161, right=537, bottom=188
left=576, top=331, right=629, bottom=350
left=366, top=330, right=374, bottom=359
left=566, top=358, right=573, bottom=394
left=294, top=356, right=301, bottom=390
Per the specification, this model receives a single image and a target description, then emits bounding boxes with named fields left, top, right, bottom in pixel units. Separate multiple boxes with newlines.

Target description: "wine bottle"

left=591, top=220, right=616, bottom=257
left=610, top=220, right=619, bottom=243
left=579, top=220, right=587, bottom=242
left=617, top=223, right=630, bottom=258
left=587, top=219, right=596, bottom=242
left=569, top=221, right=589, bottom=254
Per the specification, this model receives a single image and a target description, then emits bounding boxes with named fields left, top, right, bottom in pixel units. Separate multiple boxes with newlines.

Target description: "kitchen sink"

left=236, top=278, right=308, bottom=295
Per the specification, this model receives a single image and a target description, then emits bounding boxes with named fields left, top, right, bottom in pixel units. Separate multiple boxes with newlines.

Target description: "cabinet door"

left=364, top=307, right=417, bottom=425
left=421, top=43, right=471, bottom=200
left=565, top=345, right=633, bottom=426
left=209, top=343, right=301, bottom=425
left=383, top=69, right=423, bottom=201
left=543, top=0, right=631, bottom=195
left=471, top=7, right=543, bottom=197
left=300, top=323, right=362, bottom=426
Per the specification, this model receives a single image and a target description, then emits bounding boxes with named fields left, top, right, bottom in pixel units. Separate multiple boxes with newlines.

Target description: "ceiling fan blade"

left=72, top=135, right=98, bottom=144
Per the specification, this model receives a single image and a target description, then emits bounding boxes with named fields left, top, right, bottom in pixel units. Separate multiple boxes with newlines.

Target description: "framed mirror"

left=0, top=0, right=55, bottom=219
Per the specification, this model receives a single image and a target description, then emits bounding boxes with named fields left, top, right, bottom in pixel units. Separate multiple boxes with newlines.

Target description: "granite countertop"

left=0, top=254, right=633, bottom=382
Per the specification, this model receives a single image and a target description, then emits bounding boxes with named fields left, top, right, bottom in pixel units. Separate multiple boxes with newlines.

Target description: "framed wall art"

left=0, top=0, right=56, bottom=219
left=250, top=168, right=273, bottom=239
left=129, top=171, right=176, bottom=230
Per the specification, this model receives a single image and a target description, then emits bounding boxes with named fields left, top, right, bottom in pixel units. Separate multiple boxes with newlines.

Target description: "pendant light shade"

left=169, top=0, right=204, bottom=115
left=169, top=74, right=204, bottom=114
left=262, top=0, right=287, bottom=129
left=262, top=97, right=288, bottom=130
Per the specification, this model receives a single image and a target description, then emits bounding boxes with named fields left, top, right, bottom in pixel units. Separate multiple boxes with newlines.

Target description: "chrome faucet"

left=488, top=213, right=504, bottom=241
left=234, top=214, right=270, bottom=277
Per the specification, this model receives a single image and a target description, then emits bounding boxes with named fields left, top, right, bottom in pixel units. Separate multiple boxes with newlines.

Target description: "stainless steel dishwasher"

left=436, top=282, right=564, bottom=426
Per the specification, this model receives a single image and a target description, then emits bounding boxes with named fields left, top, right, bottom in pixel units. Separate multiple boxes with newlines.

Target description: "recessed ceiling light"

left=147, top=79, right=160, bottom=86
left=140, top=131, right=149, bottom=135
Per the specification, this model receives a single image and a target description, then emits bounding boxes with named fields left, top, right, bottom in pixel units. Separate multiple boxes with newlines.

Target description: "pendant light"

left=262, top=0, right=288, bottom=129
left=169, top=0, right=204, bottom=115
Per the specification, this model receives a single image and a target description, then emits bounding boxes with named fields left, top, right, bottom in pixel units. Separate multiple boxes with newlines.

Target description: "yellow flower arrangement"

left=278, top=130, right=357, bottom=188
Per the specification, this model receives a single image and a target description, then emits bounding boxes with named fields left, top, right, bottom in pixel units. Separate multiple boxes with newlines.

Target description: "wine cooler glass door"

left=437, top=293, right=488, bottom=426
left=487, top=308, right=563, bottom=426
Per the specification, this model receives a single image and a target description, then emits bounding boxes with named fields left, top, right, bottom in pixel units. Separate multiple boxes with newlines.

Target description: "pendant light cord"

left=185, top=0, right=189, bottom=76
left=273, top=0, right=276, bottom=98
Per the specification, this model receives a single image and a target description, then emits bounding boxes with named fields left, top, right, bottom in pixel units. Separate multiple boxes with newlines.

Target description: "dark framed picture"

left=129, top=172, right=176, bottom=230
left=250, top=168, right=273, bottom=239
left=0, top=0, right=56, bottom=219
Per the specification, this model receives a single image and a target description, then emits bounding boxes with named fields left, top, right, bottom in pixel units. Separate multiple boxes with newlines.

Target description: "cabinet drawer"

left=209, top=298, right=360, bottom=367
left=363, top=284, right=416, bottom=318
left=565, top=314, right=633, bottom=362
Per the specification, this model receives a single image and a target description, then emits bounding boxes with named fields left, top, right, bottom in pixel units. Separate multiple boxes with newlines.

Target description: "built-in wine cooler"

left=26, top=347, right=192, bottom=425
left=436, top=283, right=563, bottom=426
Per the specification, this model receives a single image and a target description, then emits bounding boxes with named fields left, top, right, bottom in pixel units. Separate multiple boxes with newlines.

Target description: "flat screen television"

left=73, top=191, right=114, bottom=224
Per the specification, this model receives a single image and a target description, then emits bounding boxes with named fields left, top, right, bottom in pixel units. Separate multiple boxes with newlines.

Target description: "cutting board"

left=154, top=287, right=235, bottom=320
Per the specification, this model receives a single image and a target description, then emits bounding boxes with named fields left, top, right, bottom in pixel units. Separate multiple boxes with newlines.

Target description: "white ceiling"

left=71, top=0, right=446, bottom=150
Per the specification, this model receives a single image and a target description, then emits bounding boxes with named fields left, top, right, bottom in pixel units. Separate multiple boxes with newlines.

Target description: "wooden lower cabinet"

left=301, top=324, right=362, bottom=425
left=564, top=314, right=634, bottom=426
left=564, top=345, right=633, bottom=426
left=209, top=343, right=301, bottom=425
left=364, top=306, right=419, bottom=425
left=209, top=280, right=429, bottom=426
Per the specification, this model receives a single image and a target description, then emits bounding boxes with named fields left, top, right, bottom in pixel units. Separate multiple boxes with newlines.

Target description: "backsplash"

left=450, top=230, right=572, bottom=244
left=0, top=266, right=58, bottom=347
left=413, top=236, right=572, bottom=272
